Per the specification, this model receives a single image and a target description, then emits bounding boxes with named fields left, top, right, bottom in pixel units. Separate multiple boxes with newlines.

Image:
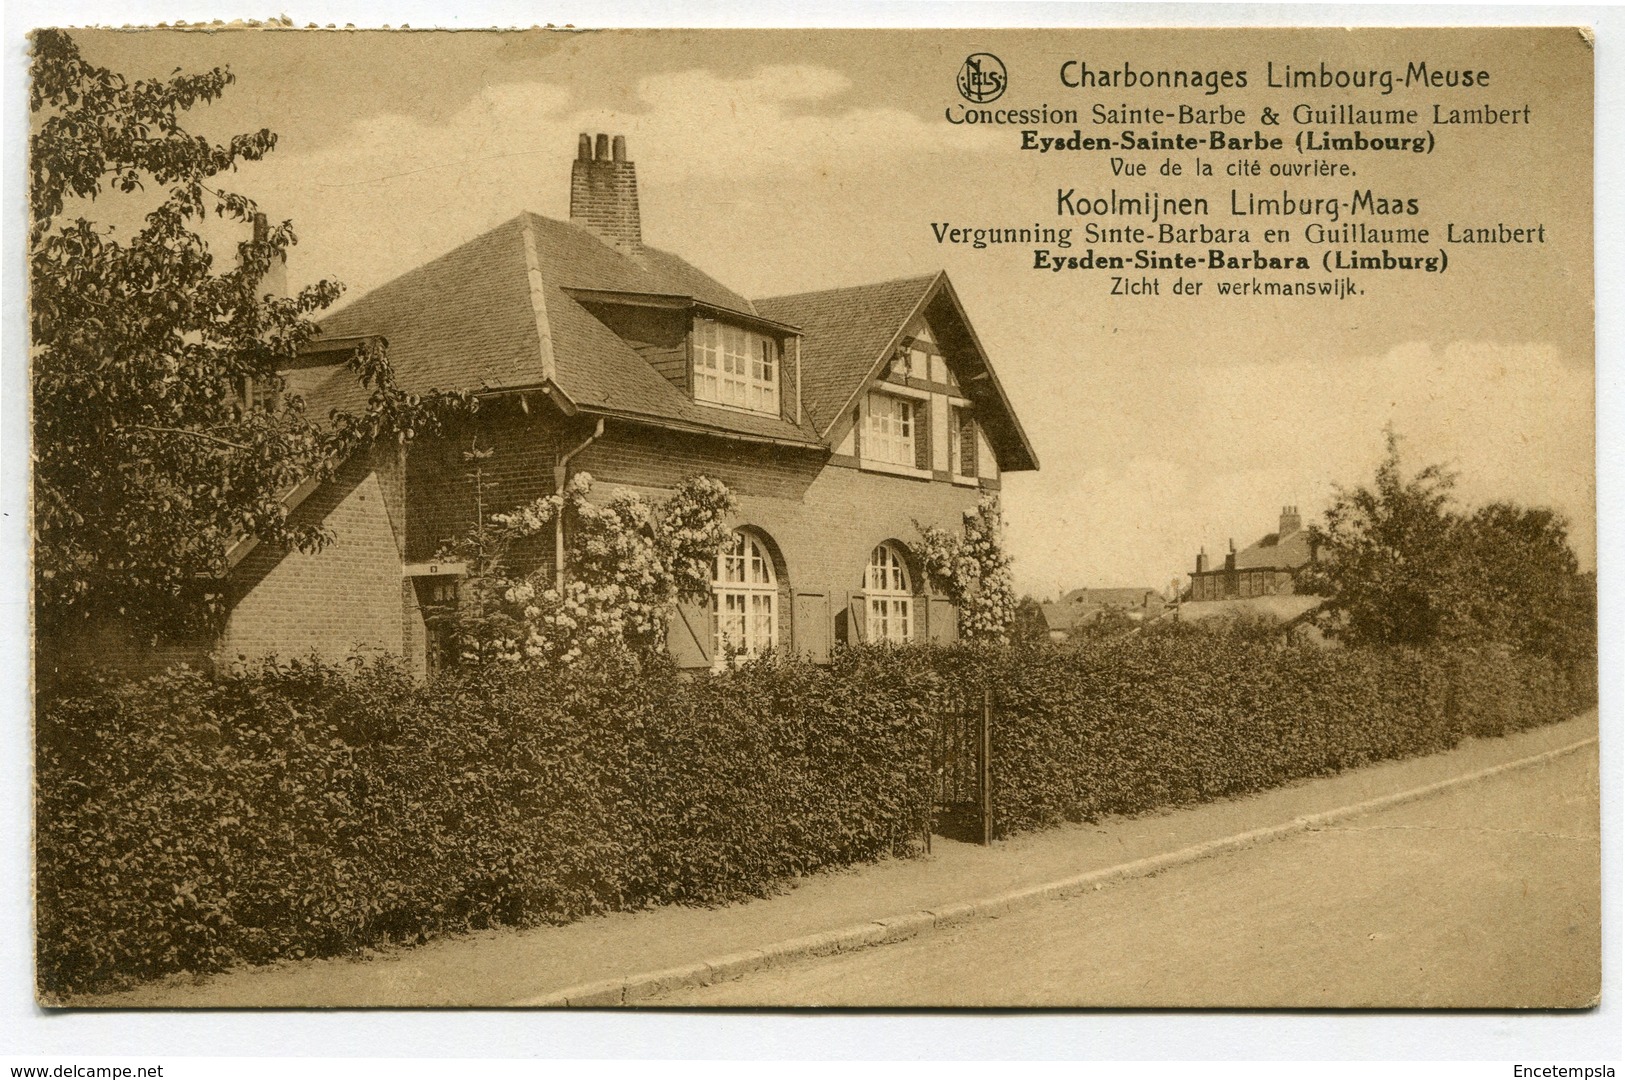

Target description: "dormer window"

left=693, top=318, right=778, bottom=414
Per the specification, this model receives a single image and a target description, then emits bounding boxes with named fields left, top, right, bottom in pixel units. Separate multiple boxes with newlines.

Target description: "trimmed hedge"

left=35, top=651, right=938, bottom=996
left=920, top=631, right=1594, bottom=837
left=35, top=634, right=1592, bottom=997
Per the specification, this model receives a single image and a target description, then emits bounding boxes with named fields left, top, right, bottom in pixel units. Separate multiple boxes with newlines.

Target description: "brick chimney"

left=1195, top=547, right=1208, bottom=574
left=1279, top=504, right=1302, bottom=537
left=1224, top=538, right=1236, bottom=572
left=570, top=132, right=642, bottom=254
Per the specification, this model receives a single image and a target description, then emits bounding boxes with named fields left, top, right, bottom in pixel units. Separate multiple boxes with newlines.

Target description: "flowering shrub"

left=436, top=472, right=736, bottom=667
left=917, top=494, right=1016, bottom=640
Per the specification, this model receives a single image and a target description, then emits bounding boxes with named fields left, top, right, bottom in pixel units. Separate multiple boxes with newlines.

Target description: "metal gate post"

left=980, top=687, right=993, bottom=845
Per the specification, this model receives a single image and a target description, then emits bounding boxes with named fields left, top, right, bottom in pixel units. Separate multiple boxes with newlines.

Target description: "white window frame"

left=864, top=391, right=917, bottom=467
left=865, top=543, right=914, bottom=644
left=711, top=531, right=778, bottom=662
left=693, top=318, right=779, bottom=415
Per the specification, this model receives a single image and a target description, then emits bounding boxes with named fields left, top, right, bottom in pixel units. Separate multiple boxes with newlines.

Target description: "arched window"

left=866, top=543, right=914, bottom=643
left=712, top=530, right=778, bottom=660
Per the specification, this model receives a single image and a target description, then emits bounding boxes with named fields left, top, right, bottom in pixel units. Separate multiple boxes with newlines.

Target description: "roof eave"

left=562, top=287, right=803, bottom=336
left=927, top=276, right=1041, bottom=473
left=816, top=271, right=946, bottom=441
left=580, top=406, right=826, bottom=450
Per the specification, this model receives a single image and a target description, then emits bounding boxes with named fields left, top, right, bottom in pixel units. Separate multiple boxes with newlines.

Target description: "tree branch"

left=133, top=424, right=250, bottom=451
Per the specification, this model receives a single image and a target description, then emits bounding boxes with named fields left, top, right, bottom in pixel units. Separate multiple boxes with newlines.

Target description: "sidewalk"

left=84, top=710, right=1599, bottom=1008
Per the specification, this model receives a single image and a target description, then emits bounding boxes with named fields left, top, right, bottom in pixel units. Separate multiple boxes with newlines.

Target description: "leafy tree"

left=1302, top=429, right=1594, bottom=659
left=1456, top=502, right=1595, bottom=663
left=1298, top=429, right=1463, bottom=647
left=30, top=30, right=465, bottom=640
left=1011, top=594, right=1050, bottom=644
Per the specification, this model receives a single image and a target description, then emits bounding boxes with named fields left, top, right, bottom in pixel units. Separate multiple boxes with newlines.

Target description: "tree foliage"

left=1300, top=429, right=1594, bottom=659
left=30, top=29, right=467, bottom=639
left=1011, top=594, right=1051, bottom=645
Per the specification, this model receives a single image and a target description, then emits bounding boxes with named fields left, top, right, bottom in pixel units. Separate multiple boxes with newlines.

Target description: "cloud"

left=241, top=64, right=995, bottom=299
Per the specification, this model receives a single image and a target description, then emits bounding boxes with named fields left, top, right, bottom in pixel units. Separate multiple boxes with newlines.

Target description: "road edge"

left=513, top=733, right=1598, bottom=1007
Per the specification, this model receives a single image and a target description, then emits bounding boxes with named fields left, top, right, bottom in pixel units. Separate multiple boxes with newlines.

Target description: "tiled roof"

left=1042, top=587, right=1164, bottom=631
left=314, top=213, right=817, bottom=445
left=755, top=275, right=939, bottom=433
left=1233, top=528, right=1316, bottom=570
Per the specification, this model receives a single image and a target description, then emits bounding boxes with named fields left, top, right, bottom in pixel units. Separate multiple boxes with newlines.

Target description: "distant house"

left=1187, top=506, right=1318, bottom=602
left=1041, top=587, right=1165, bottom=641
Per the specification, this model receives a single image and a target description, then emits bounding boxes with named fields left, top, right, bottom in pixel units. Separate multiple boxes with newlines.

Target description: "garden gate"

left=932, top=686, right=993, bottom=848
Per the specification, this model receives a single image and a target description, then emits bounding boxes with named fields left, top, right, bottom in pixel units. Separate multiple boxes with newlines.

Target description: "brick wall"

left=37, top=621, right=214, bottom=691
left=405, top=411, right=981, bottom=661
left=579, top=425, right=983, bottom=653
left=192, top=404, right=984, bottom=676
left=217, top=451, right=411, bottom=665
left=405, top=403, right=566, bottom=566
left=575, top=423, right=824, bottom=503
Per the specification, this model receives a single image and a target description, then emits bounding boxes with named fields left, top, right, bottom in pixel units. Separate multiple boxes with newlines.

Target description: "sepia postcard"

left=26, top=25, right=1599, bottom=1012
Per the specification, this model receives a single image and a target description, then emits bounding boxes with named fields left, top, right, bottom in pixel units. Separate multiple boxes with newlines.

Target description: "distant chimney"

left=251, top=212, right=288, bottom=298
left=1195, top=547, right=1208, bottom=574
left=570, top=131, right=642, bottom=254
left=1225, top=539, right=1236, bottom=572
left=1279, top=504, right=1302, bottom=538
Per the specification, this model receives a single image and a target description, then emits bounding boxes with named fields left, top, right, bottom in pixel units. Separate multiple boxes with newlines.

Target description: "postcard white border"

left=1, top=1, right=1618, bottom=1065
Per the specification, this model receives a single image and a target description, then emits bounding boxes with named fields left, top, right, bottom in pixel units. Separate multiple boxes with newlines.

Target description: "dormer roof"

left=315, top=212, right=820, bottom=446
left=310, top=211, right=1035, bottom=469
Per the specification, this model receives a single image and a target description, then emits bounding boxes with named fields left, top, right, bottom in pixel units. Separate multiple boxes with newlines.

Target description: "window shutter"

left=793, top=590, right=831, bottom=664
left=914, top=399, right=931, bottom=471
left=928, top=597, right=958, bottom=643
left=846, top=591, right=867, bottom=643
left=959, top=412, right=978, bottom=477
left=667, top=599, right=714, bottom=668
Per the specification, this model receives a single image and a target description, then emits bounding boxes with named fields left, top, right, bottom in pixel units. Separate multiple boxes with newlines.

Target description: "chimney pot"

left=570, top=133, right=643, bottom=253
left=577, top=134, right=592, bottom=161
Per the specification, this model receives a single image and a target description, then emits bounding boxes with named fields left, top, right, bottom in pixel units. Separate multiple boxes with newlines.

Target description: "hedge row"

left=35, top=652, right=938, bottom=997
left=920, top=631, right=1595, bottom=836
left=35, top=634, right=1593, bottom=997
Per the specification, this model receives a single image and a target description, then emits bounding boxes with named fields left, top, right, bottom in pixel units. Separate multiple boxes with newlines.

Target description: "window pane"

left=693, top=320, right=778, bottom=414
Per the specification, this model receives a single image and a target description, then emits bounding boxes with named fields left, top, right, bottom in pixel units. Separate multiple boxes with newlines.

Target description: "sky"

left=60, top=27, right=1597, bottom=600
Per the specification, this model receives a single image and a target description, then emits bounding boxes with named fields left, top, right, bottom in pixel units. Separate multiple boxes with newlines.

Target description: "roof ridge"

left=318, top=212, right=532, bottom=324
left=518, top=219, right=558, bottom=384
left=755, top=272, right=940, bottom=306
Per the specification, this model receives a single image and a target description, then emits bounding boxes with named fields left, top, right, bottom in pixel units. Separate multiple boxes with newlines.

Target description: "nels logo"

left=956, top=52, right=1007, bottom=103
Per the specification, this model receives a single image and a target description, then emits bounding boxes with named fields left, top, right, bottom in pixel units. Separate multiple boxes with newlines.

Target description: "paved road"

left=655, top=746, right=1600, bottom=1007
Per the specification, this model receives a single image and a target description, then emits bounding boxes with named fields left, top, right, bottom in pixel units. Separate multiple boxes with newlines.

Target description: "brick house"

left=1187, top=506, right=1317, bottom=602
left=200, top=133, right=1038, bottom=675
